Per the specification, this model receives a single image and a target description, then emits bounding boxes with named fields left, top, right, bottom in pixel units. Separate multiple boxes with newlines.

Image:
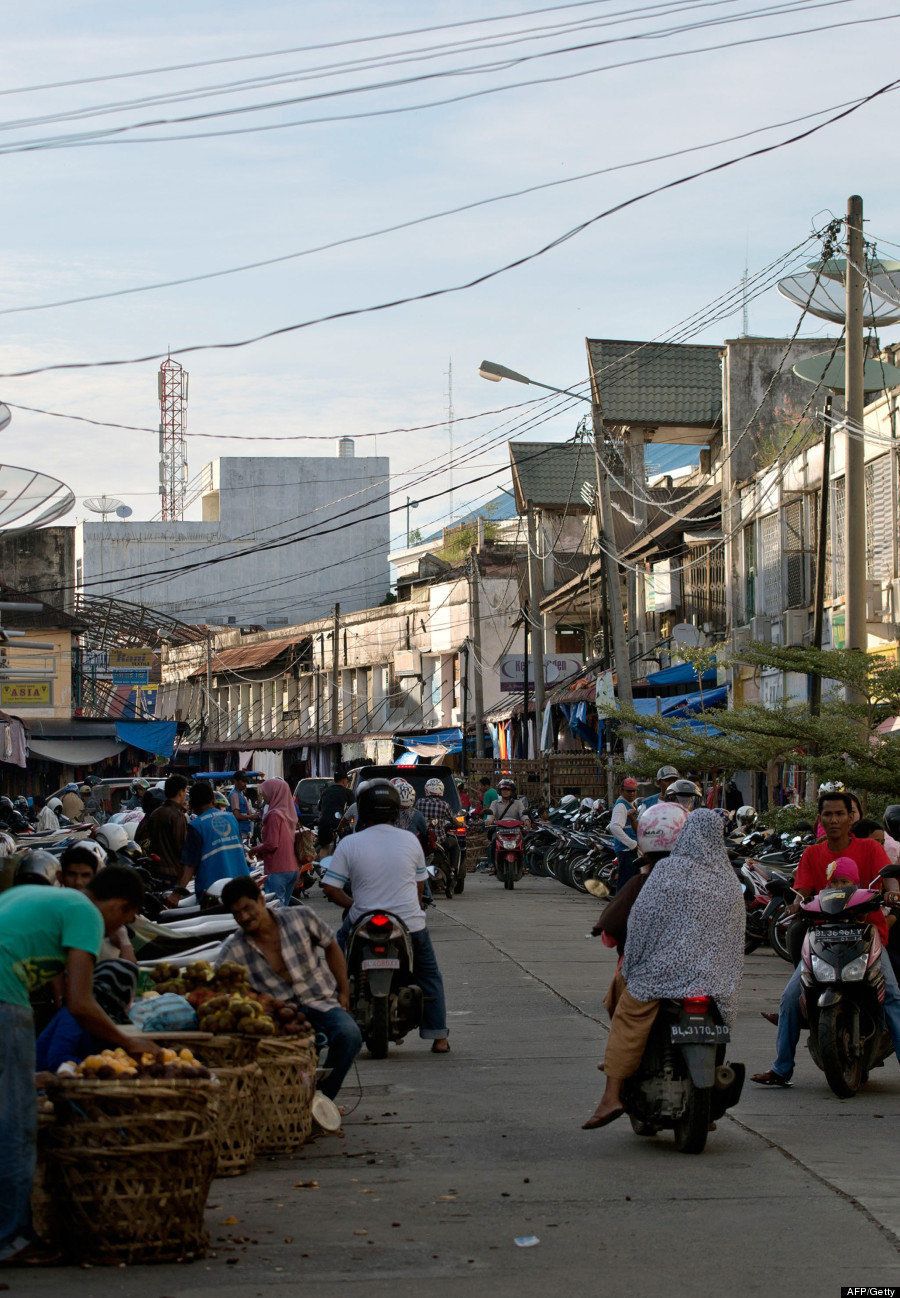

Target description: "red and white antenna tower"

left=158, top=356, right=189, bottom=521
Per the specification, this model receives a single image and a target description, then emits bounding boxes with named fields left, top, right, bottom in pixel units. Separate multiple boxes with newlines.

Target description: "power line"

left=2, top=76, right=894, bottom=382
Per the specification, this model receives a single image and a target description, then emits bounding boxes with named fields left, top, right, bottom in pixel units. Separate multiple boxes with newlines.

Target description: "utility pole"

left=205, top=632, right=214, bottom=745
left=460, top=643, right=470, bottom=775
left=468, top=547, right=486, bottom=758
left=525, top=503, right=546, bottom=747
left=844, top=194, right=866, bottom=698
left=589, top=398, right=634, bottom=707
left=315, top=639, right=322, bottom=775
left=330, top=603, right=340, bottom=737
left=522, top=606, right=530, bottom=755
left=806, top=395, right=832, bottom=803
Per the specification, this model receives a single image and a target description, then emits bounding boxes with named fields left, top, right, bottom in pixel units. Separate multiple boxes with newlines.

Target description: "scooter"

left=799, top=864, right=900, bottom=1097
left=492, top=819, right=525, bottom=890
left=622, top=996, right=745, bottom=1154
left=345, top=909, right=424, bottom=1058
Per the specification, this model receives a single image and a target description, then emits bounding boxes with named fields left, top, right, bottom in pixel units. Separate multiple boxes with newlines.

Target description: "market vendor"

left=0, top=857, right=159, bottom=1266
left=216, top=876, right=362, bottom=1102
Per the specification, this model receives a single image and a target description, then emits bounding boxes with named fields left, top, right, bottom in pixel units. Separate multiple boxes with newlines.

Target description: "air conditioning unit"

left=866, top=579, right=883, bottom=622
left=750, top=615, right=772, bottom=644
left=393, top=649, right=422, bottom=678
left=782, top=609, right=808, bottom=646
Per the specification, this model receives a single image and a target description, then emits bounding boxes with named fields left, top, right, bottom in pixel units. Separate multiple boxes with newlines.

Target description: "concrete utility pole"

left=205, top=632, right=214, bottom=743
left=460, top=643, right=470, bottom=774
left=844, top=194, right=867, bottom=694
left=330, top=602, right=340, bottom=736
left=525, top=503, right=546, bottom=748
left=468, top=547, right=486, bottom=758
left=589, top=399, right=634, bottom=708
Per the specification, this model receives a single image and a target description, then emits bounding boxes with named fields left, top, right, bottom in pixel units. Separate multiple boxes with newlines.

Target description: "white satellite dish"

left=0, top=463, right=75, bottom=534
left=115, top=504, right=133, bottom=520
left=83, top=495, right=124, bottom=520
left=672, top=623, right=704, bottom=649
left=777, top=272, right=900, bottom=327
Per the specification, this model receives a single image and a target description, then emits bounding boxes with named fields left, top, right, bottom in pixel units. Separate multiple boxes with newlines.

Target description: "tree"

left=612, top=643, right=900, bottom=798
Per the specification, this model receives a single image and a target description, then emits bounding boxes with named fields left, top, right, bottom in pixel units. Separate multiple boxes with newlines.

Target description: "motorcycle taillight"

left=682, top=996, right=712, bottom=1013
left=372, top=944, right=387, bottom=955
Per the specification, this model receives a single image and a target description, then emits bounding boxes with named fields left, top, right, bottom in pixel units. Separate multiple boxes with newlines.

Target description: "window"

left=759, top=513, right=782, bottom=615
left=742, top=523, right=756, bottom=624
left=783, top=498, right=810, bottom=609
left=831, top=476, right=845, bottom=599
left=865, top=455, right=893, bottom=582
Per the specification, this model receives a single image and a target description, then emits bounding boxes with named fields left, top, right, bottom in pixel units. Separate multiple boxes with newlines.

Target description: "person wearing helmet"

left=0, top=798, right=30, bottom=836
left=321, top=779, right=450, bottom=1053
left=640, top=766, right=680, bottom=811
left=487, top=779, right=531, bottom=827
left=93, top=822, right=132, bottom=862
left=0, top=863, right=159, bottom=1262
left=60, top=840, right=107, bottom=892
left=390, top=779, right=429, bottom=853
left=13, top=849, right=62, bottom=888
left=609, top=776, right=640, bottom=892
left=415, top=776, right=461, bottom=883
left=664, top=778, right=703, bottom=812
left=734, top=805, right=757, bottom=834
left=122, top=778, right=150, bottom=812
left=34, top=796, right=61, bottom=835
left=593, top=802, right=690, bottom=955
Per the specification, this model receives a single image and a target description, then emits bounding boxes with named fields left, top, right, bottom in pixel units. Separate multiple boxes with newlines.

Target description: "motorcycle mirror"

left=880, top=862, right=900, bottom=879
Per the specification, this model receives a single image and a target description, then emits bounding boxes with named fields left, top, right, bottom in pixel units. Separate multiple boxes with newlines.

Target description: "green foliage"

left=757, top=802, right=818, bottom=833
left=440, top=519, right=499, bottom=564
left=615, top=641, right=900, bottom=797
left=408, top=527, right=423, bottom=545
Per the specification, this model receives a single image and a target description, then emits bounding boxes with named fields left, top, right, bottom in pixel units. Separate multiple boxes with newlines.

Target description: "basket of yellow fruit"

left=45, top=1048, right=217, bottom=1264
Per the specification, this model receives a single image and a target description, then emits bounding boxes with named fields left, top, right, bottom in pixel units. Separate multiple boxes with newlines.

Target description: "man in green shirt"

left=0, top=860, right=158, bottom=1263
left=479, top=777, right=499, bottom=813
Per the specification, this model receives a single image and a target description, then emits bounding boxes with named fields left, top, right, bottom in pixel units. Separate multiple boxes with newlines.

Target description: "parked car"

left=348, top=764, right=467, bottom=862
left=293, top=777, right=332, bottom=828
left=49, top=777, right=136, bottom=817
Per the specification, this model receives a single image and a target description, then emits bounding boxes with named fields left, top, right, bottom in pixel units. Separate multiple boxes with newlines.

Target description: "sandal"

left=431, top=1040, right=450, bottom=1054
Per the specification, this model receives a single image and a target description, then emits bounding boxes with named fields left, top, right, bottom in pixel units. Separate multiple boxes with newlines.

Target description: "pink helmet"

left=636, top=801, right=688, bottom=855
left=825, top=856, right=859, bottom=885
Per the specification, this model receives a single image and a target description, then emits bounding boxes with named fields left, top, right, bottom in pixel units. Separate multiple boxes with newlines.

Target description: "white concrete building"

left=76, top=448, right=390, bottom=628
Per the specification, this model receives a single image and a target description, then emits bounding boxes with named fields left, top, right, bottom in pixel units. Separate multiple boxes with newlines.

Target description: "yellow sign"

left=1, top=681, right=51, bottom=707
left=109, top=648, right=154, bottom=669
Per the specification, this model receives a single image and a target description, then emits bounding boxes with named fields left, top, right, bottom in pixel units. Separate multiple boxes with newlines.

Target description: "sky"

left=2, top=0, right=899, bottom=555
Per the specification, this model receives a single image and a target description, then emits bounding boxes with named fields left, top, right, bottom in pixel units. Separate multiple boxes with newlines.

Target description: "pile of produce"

left=70, top=1047, right=210, bottom=1080
left=146, top=960, right=310, bottom=1037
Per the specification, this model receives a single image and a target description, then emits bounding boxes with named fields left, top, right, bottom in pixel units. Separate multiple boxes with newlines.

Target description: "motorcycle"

left=425, top=823, right=457, bottom=900
left=345, top=909, right=424, bottom=1058
left=622, top=995, right=745, bottom=1154
left=493, top=819, right=526, bottom=889
left=798, top=864, right=900, bottom=1097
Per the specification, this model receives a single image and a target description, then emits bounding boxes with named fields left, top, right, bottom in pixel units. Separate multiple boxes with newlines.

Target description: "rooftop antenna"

left=446, top=357, right=454, bottom=522
left=158, top=355, right=189, bottom=521
left=741, top=236, right=750, bottom=337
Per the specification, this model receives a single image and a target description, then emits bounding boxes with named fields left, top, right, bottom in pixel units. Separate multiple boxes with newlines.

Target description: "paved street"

left=17, top=875, right=900, bottom=1298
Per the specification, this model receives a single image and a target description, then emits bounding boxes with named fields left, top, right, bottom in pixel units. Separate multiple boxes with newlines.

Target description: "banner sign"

left=1, top=681, right=51, bottom=706
left=499, top=655, right=583, bottom=693
left=109, top=648, right=155, bottom=669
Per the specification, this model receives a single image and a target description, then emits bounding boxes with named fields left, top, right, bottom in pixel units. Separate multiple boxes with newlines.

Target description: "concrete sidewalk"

left=16, top=875, right=899, bottom=1298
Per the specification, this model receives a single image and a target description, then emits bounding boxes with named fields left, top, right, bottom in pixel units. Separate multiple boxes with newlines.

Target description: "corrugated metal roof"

left=587, top=339, right=722, bottom=428
left=190, top=635, right=306, bottom=676
left=509, top=441, right=597, bottom=510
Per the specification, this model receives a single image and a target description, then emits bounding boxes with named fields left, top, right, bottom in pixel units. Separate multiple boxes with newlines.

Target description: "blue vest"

left=193, top=809, right=250, bottom=894
left=611, top=796, right=636, bottom=854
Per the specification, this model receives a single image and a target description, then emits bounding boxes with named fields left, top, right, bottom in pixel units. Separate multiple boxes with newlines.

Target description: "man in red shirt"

left=752, top=790, right=900, bottom=1086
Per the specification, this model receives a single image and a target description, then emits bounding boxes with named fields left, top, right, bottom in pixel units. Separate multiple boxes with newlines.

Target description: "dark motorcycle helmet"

left=355, top=779, right=401, bottom=826
left=14, top=848, right=61, bottom=886
left=664, top=778, right=702, bottom=810
left=883, top=804, right=900, bottom=841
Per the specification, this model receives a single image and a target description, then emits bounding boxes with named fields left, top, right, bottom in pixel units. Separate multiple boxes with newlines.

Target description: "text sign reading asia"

left=499, top=655, right=583, bottom=693
left=0, top=681, right=51, bottom=707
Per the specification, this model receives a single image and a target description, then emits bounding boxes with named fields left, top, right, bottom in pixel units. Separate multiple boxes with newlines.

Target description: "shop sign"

left=499, top=654, right=583, bottom=693
left=1, top=681, right=51, bottom=706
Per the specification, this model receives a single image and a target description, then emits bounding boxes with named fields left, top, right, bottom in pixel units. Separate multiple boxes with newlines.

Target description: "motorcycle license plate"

left=670, top=1022, right=730, bottom=1044
left=362, top=958, right=400, bottom=970
left=819, top=926, right=867, bottom=942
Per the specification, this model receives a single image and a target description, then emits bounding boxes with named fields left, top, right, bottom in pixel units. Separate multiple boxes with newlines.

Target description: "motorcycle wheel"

left=629, top=1116, right=658, bottom=1137
left=365, top=998, right=391, bottom=1060
left=818, top=1002, right=864, bottom=1097
left=454, top=865, right=466, bottom=895
left=672, top=1084, right=712, bottom=1154
left=767, top=911, right=793, bottom=963
left=569, top=856, right=593, bottom=893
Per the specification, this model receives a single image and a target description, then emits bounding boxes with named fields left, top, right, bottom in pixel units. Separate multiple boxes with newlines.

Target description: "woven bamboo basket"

left=30, top=1110, right=59, bottom=1248
left=45, top=1079, right=217, bottom=1264
left=209, top=1060, right=261, bottom=1176
left=254, top=1034, right=317, bottom=1154
left=193, top=1033, right=260, bottom=1068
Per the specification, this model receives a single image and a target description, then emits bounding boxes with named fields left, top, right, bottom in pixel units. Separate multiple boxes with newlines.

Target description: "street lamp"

left=477, top=358, right=633, bottom=711
left=406, top=497, right=419, bottom=547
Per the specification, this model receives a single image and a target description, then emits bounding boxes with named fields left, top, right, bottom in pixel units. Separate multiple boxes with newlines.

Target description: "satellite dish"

left=115, top=504, right=133, bottom=520
left=83, top=495, right=124, bottom=520
left=672, top=623, right=704, bottom=649
left=0, top=463, right=74, bottom=533
left=792, top=351, right=900, bottom=394
left=777, top=273, right=900, bottom=327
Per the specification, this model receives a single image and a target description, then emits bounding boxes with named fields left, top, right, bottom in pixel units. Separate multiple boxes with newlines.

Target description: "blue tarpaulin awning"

left=115, top=720, right=177, bottom=758
left=645, top=660, right=717, bottom=688
left=632, top=686, right=727, bottom=718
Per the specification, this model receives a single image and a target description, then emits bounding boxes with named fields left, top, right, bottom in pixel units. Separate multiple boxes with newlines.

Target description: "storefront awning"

left=644, top=660, right=716, bottom=687
left=398, top=727, right=463, bottom=757
left=28, top=737, right=125, bottom=765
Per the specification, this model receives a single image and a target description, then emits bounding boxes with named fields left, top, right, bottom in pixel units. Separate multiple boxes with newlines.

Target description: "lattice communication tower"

left=158, top=356, right=189, bottom=520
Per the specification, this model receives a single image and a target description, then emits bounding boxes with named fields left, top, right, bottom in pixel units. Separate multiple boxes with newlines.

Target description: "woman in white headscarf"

left=583, top=809, right=745, bottom=1130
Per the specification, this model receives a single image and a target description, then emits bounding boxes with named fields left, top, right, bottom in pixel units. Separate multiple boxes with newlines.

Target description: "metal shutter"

left=759, top=513, right=782, bottom=615
left=865, top=455, right=893, bottom=582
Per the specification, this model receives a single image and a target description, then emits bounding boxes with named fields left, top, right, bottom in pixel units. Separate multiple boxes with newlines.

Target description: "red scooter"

left=493, top=819, right=525, bottom=890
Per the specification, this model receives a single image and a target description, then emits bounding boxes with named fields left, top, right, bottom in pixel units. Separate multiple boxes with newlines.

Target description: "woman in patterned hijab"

left=583, top=809, right=745, bottom=1130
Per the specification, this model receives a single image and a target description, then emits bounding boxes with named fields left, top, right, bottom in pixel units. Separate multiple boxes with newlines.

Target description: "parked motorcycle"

left=798, top=864, right=900, bottom=1097
left=622, top=995, right=745, bottom=1154
left=345, top=909, right=424, bottom=1058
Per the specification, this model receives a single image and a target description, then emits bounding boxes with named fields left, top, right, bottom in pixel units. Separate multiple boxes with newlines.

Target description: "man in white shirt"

left=321, top=779, right=450, bottom=1054
left=609, top=775, right=639, bottom=893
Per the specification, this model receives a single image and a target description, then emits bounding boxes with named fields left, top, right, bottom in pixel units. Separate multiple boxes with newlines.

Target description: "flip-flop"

left=431, top=1041, right=451, bottom=1054
left=581, top=1106, right=625, bottom=1130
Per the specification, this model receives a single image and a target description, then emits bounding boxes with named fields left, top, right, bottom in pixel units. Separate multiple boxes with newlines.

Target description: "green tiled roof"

left=586, top=338, right=722, bottom=427
left=509, top=441, right=597, bottom=510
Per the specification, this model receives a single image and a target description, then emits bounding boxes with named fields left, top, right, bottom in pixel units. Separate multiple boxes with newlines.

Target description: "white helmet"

left=0, top=830, right=16, bottom=859
left=656, top=765, right=680, bottom=782
left=580, top=797, right=595, bottom=811
left=736, top=805, right=756, bottom=825
left=637, top=802, right=688, bottom=856
left=389, top=777, right=417, bottom=810
left=62, top=839, right=108, bottom=870
left=559, top=794, right=578, bottom=810
left=424, top=777, right=444, bottom=797
left=94, top=823, right=130, bottom=855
